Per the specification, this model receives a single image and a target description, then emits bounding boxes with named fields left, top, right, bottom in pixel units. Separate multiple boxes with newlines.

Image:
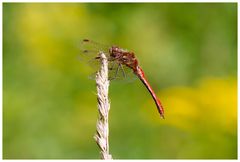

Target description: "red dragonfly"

left=79, top=39, right=164, bottom=119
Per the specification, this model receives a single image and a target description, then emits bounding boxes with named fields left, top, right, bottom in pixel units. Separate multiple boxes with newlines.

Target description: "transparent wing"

left=79, top=39, right=110, bottom=60
left=108, top=61, right=137, bottom=82
left=78, top=39, right=111, bottom=70
left=86, top=63, right=137, bottom=82
left=78, top=39, right=137, bottom=82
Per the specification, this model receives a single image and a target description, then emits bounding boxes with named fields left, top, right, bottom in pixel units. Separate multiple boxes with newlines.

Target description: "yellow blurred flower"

left=16, top=4, right=89, bottom=69
left=142, top=77, right=237, bottom=135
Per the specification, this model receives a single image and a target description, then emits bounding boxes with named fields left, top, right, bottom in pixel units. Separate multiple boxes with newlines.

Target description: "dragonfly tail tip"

left=160, top=114, right=165, bottom=119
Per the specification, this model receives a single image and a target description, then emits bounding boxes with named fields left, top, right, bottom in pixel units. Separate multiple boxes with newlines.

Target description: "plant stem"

left=94, top=52, right=112, bottom=160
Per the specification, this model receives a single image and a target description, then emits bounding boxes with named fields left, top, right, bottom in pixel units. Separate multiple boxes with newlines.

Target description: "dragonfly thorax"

left=109, top=46, right=126, bottom=58
left=109, top=46, right=138, bottom=71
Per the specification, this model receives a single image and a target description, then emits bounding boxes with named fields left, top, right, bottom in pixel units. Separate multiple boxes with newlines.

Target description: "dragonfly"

left=79, top=39, right=164, bottom=119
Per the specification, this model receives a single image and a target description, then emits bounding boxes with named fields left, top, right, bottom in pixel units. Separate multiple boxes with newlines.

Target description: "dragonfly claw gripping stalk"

left=94, top=52, right=112, bottom=160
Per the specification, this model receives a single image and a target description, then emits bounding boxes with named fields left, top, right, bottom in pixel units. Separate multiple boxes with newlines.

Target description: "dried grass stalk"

left=94, top=52, right=112, bottom=160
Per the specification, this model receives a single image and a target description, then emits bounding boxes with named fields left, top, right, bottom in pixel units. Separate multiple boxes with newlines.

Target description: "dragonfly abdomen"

left=135, top=66, right=165, bottom=118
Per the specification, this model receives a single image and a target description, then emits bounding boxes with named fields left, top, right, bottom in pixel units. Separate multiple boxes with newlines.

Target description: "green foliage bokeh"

left=3, top=3, right=237, bottom=159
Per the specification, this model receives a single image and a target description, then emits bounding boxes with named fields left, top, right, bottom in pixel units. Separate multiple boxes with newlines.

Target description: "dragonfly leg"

left=119, top=64, right=126, bottom=78
left=109, top=62, right=115, bottom=70
left=114, top=64, right=121, bottom=79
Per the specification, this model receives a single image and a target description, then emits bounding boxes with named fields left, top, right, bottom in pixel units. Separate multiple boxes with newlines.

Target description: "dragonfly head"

left=109, top=45, right=129, bottom=57
left=109, top=46, right=121, bottom=57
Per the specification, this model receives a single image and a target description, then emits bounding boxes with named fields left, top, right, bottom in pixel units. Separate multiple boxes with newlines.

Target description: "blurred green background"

left=3, top=3, right=237, bottom=159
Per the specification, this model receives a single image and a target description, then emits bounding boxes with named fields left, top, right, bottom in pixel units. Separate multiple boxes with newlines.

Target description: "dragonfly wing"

left=78, top=39, right=137, bottom=82
left=78, top=39, right=110, bottom=70
left=79, top=39, right=110, bottom=56
left=108, top=62, right=137, bottom=82
left=119, top=65, right=137, bottom=83
left=78, top=50, right=98, bottom=62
